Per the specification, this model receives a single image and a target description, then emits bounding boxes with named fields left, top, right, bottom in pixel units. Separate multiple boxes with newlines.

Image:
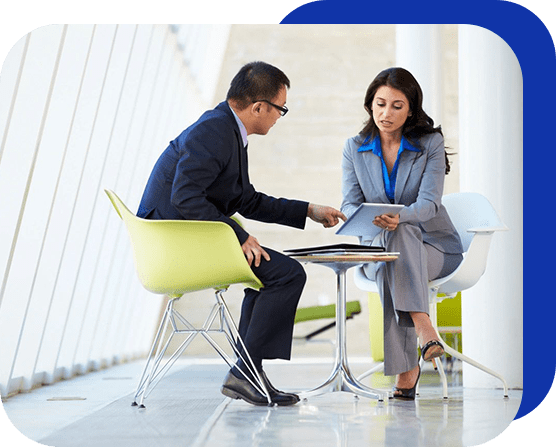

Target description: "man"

left=137, top=61, right=346, bottom=406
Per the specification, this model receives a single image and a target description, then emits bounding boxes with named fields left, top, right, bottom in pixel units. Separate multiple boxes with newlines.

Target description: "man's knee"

left=256, top=250, right=306, bottom=289
left=288, top=258, right=307, bottom=287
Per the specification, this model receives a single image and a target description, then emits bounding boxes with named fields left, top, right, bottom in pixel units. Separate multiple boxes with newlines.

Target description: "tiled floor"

left=2, top=356, right=525, bottom=447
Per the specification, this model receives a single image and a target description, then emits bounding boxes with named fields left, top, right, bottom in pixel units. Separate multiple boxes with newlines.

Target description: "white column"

left=458, top=25, right=523, bottom=389
left=396, top=25, right=443, bottom=126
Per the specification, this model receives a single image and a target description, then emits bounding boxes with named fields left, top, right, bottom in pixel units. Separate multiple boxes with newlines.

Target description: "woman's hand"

left=373, top=213, right=400, bottom=232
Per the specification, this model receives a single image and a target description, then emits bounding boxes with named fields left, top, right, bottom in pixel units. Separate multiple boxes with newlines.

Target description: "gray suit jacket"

left=341, top=132, right=463, bottom=254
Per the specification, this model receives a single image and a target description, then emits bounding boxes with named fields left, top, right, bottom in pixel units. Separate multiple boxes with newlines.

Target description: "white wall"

left=0, top=24, right=230, bottom=397
left=458, top=25, right=523, bottom=389
left=396, top=24, right=443, bottom=126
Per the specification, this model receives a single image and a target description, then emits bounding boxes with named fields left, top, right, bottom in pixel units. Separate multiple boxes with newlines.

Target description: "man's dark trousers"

left=237, top=247, right=306, bottom=361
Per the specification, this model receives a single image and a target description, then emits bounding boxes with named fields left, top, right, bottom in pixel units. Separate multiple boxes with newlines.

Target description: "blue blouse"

left=358, top=135, right=421, bottom=203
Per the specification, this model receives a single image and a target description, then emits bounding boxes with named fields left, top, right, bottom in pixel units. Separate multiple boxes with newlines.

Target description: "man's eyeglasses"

left=253, top=99, right=289, bottom=116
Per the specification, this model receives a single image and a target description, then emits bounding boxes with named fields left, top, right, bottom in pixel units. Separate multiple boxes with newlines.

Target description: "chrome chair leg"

left=132, top=291, right=272, bottom=409
left=212, top=290, right=271, bottom=405
left=132, top=298, right=177, bottom=407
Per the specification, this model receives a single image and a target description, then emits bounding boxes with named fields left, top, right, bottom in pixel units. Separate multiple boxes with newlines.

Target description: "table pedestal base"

left=299, top=360, right=391, bottom=401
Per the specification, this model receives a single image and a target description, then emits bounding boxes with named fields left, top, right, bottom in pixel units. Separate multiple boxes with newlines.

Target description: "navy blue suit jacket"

left=137, top=101, right=309, bottom=244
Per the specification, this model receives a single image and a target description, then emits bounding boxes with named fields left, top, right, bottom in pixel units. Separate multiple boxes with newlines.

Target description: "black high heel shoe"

left=393, top=365, right=421, bottom=400
left=421, top=339, right=444, bottom=361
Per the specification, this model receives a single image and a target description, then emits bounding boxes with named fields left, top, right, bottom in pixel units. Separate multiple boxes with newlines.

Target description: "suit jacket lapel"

left=394, top=150, right=419, bottom=203
left=361, top=151, right=391, bottom=203
left=240, top=143, right=250, bottom=188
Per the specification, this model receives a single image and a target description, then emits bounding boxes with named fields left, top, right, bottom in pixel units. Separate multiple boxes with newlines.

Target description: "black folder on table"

left=284, top=243, right=385, bottom=257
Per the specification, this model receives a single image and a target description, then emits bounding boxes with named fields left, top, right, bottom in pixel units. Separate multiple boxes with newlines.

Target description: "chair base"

left=131, top=290, right=271, bottom=408
left=430, top=296, right=508, bottom=398
left=357, top=337, right=508, bottom=399
left=437, top=337, right=509, bottom=398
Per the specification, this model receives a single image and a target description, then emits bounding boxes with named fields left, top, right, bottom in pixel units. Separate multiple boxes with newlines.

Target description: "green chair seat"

left=294, top=301, right=362, bottom=341
left=295, top=301, right=361, bottom=323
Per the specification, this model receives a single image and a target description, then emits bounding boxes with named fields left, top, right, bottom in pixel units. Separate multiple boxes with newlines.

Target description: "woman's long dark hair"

left=361, top=67, right=452, bottom=174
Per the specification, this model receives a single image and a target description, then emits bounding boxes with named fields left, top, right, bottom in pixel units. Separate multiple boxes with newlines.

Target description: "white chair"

left=353, top=192, right=509, bottom=398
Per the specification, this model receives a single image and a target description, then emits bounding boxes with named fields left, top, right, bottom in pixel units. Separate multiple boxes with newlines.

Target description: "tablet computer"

left=335, top=203, right=404, bottom=238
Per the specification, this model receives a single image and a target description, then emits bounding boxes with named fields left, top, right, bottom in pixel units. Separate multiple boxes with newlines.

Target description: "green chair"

left=294, top=301, right=362, bottom=341
left=436, top=293, right=463, bottom=361
left=105, top=189, right=270, bottom=408
left=368, top=292, right=384, bottom=363
left=365, top=292, right=461, bottom=368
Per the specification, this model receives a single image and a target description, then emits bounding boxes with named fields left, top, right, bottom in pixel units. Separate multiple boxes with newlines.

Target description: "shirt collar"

left=229, top=105, right=248, bottom=148
left=358, top=135, right=421, bottom=154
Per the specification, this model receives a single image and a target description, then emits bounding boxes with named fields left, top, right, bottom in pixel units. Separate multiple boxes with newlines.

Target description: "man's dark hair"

left=226, top=61, right=290, bottom=110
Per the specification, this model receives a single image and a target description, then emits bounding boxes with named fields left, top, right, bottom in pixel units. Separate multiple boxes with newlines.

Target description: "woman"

left=341, top=67, right=464, bottom=399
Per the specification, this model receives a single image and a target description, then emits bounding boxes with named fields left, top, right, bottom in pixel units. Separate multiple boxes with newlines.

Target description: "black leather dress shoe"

left=221, top=370, right=270, bottom=406
left=221, top=370, right=299, bottom=406
left=259, top=370, right=300, bottom=404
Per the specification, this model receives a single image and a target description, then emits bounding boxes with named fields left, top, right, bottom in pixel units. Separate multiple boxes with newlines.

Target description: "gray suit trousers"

left=364, top=223, right=462, bottom=376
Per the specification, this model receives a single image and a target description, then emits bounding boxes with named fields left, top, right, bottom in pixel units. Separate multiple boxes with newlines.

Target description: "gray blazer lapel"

left=361, top=151, right=390, bottom=203
left=394, top=151, right=419, bottom=203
